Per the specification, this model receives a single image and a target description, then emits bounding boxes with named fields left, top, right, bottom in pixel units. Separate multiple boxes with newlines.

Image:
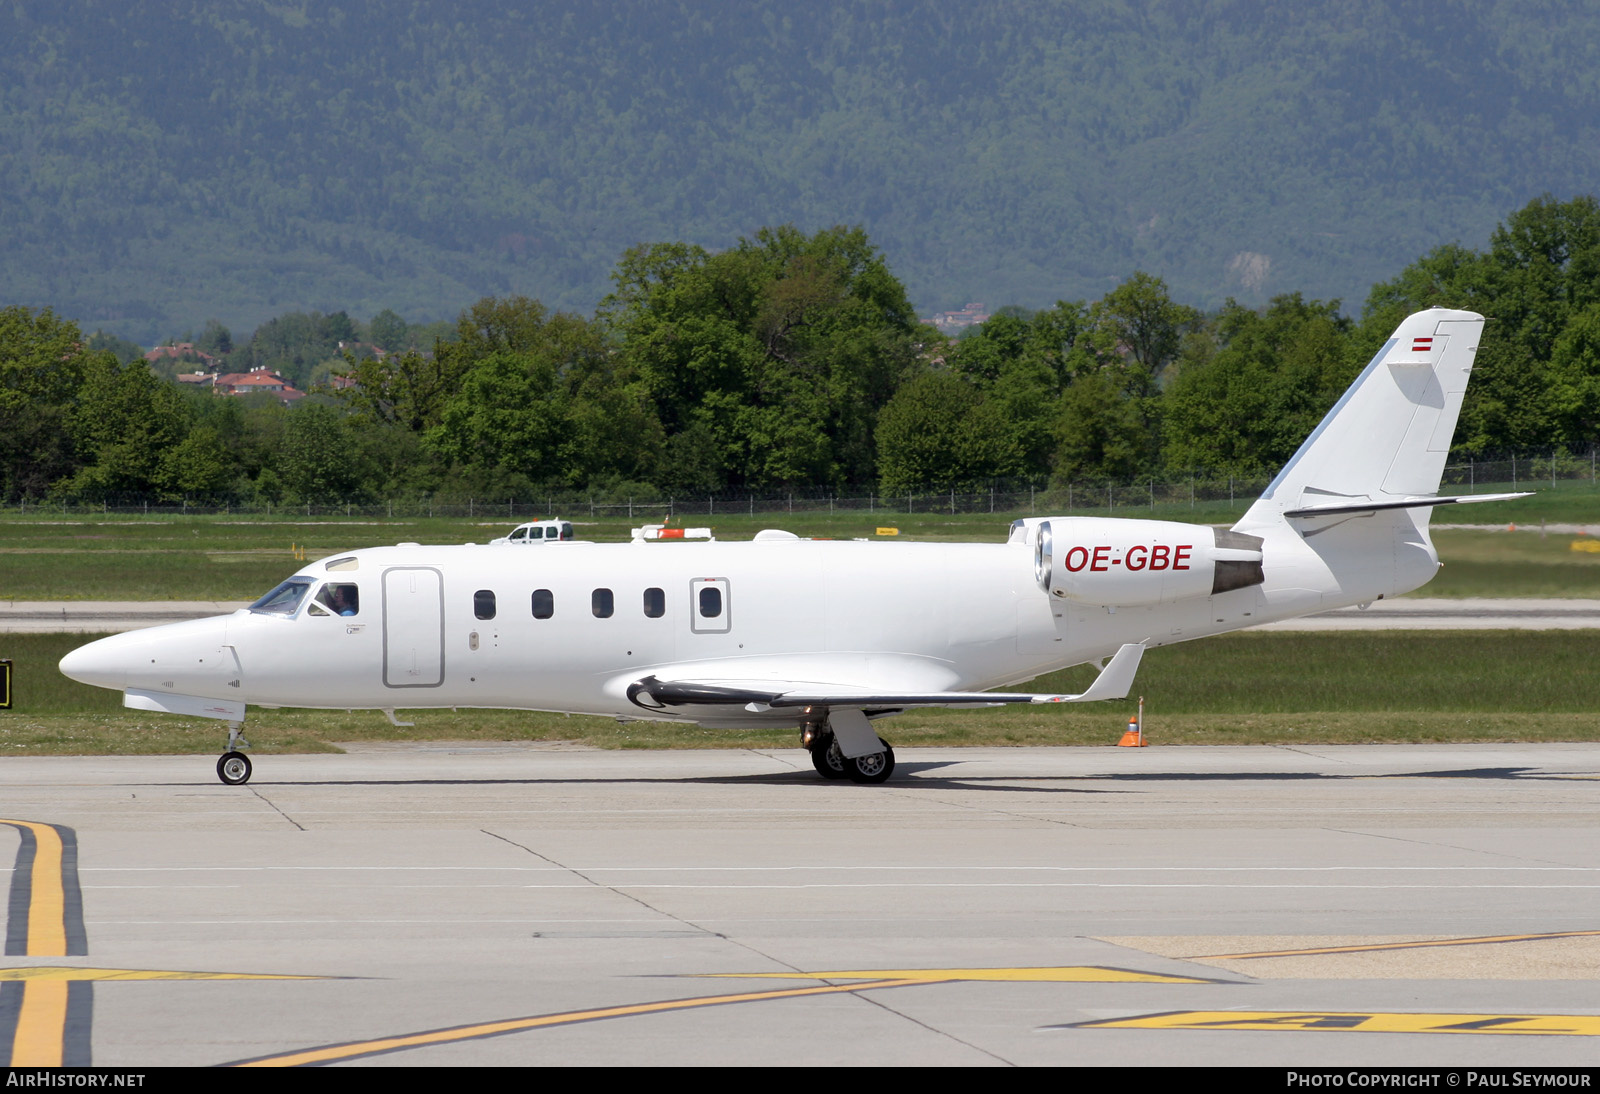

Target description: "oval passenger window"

left=698, top=587, right=722, bottom=618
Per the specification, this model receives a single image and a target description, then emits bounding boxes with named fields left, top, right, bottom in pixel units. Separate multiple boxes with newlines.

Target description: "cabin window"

left=592, top=588, right=614, bottom=618
left=249, top=578, right=313, bottom=615
left=531, top=589, right=554, bottom=619
left=643, top=587, right=665, bottom=618
left=698, top=586, right=722, bottom=618
left=509, top=527, right=527, bottom=541
left=546, top=525, right=560, bottom=539
left=474, top=590, right=497, bottom=620
left=314, top=583, right=360, bottom=617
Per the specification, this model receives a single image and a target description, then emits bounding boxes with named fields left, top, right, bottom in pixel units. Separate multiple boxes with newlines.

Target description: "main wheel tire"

left=845, top=739, right=895, bottom=784
left=811, top=734, right=849, bottom=779
left=217, top=751, right=252, bottom=786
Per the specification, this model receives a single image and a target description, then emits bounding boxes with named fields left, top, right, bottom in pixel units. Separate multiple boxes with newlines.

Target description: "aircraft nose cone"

left=60, top=617, right=235, bottom=696
left=59, top=634, right=132, bottom=690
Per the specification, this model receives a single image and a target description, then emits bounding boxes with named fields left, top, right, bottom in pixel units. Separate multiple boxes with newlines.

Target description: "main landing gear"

left=217, top=721, right=252, bottom=785
left=804, top=724, right=896, bottom=784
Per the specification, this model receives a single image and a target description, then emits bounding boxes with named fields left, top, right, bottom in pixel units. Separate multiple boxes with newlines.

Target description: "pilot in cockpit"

left=312, top=583, right=360, bottom=617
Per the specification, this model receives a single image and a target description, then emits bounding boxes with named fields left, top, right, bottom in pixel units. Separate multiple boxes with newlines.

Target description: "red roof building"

left=211, top=367, right=306, bottom=403
left=925, top=302, right=991, bottom=335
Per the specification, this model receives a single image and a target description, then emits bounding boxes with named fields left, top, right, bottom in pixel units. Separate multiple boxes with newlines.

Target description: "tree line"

left=3, top=197, right=1599, bottom=507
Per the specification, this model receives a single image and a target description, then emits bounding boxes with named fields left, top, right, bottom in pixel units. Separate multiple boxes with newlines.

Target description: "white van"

left=491, top=518, right=575, bottom=544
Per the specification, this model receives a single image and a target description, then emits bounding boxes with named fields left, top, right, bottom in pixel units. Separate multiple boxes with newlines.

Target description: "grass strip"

left=2, top=523, right=1600, bottom=601
left=4, top=631, right=1598, bottom=755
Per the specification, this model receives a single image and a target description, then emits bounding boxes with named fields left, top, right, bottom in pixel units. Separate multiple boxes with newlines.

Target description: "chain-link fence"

left=0, top=481, right=1281, bottom=520
left=4, top=449, right=1594, bottom=521
left=1438, top=452, right=1600, bottom=492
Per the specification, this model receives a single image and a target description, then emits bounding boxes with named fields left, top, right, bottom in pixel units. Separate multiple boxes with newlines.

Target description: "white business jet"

left=61, top=309, right=1523, bottom=785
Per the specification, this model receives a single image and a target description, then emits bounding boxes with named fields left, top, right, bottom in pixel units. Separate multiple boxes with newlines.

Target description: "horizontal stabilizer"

left=1284, top=492, right=1532, bottom=518
left=627, top=643, right=1146, bottom=712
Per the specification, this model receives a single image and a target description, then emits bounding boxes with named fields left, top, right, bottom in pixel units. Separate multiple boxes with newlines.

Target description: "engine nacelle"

left=1033, top=517, right=1264, bottom=606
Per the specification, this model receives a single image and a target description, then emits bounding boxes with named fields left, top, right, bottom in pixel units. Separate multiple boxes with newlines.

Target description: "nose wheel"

left=217, top=751, right=252, bottom=785
left=217, top=721, right=252, bottom=785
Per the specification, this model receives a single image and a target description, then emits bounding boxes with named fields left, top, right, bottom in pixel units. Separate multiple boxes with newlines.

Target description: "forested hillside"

left=4, top=1, right=1598, bottom=341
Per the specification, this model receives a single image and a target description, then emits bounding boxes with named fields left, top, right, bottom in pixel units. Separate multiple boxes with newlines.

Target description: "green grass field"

left=6, top=630, right=1597, bottom=755
left=1424, top=529, right=1600, bottom=597
left=1, top=502, right=1599, bottom=601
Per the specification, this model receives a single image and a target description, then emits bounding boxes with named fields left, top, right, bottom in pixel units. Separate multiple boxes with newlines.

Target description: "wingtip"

left=1081, top=642, right=1146, bottom=702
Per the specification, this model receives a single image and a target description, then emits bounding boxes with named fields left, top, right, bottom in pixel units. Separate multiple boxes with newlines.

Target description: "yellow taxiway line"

left=1, top=820, right=71, bottom=957
left=232, top=980, right=929, bottom=1067
left=233, top=964, right=1219, bottom=1065
left=8, top=980, right=68, bottom=1067
left=2, top=819, right=86, bottom=1066
left=1073, top=1011, right=1600, bottom=1035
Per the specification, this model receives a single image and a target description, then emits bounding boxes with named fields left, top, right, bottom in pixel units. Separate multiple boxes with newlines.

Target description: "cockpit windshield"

left=249, top=577, right=314, bottom=615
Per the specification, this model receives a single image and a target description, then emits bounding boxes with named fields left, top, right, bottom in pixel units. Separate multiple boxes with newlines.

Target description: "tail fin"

left=1236, top=308, right=1484, bottom=532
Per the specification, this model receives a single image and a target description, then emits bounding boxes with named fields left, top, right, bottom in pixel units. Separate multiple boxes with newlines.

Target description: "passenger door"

left=383, top=567, right=445, bottom=687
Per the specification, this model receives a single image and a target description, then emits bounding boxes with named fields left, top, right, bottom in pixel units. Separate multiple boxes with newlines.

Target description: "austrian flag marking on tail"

left=1392, top=332, right=1446, bottom=366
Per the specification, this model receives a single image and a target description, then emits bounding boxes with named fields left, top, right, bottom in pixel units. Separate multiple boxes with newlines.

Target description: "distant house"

left=211, top=367, right=306, bottom=404
left=925, top=302, right=990, bottom=335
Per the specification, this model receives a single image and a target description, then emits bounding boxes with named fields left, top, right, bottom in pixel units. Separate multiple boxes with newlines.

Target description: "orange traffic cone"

left=1117, top=696, right=1148, bottom=747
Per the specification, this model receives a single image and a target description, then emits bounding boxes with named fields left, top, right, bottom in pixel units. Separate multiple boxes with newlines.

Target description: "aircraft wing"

left=626, top=642, right=1145, bottom=713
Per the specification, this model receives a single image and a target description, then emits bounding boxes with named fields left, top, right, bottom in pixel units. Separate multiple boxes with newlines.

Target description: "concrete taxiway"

left=1254, top=597, right=1600, bottom=630
left=0, top=601, right=250, bottom=633
left=1, top=743, right=1597, bottom=1066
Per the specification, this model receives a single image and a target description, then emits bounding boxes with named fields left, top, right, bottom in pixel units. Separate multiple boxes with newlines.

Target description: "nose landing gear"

left=217, top=722, right=252, bottom=785
left=217, top=751, right=252, bottom=785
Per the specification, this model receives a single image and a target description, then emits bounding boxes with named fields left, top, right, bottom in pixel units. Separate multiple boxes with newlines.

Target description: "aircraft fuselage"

left=60, top=515, right=1438, bottom=729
